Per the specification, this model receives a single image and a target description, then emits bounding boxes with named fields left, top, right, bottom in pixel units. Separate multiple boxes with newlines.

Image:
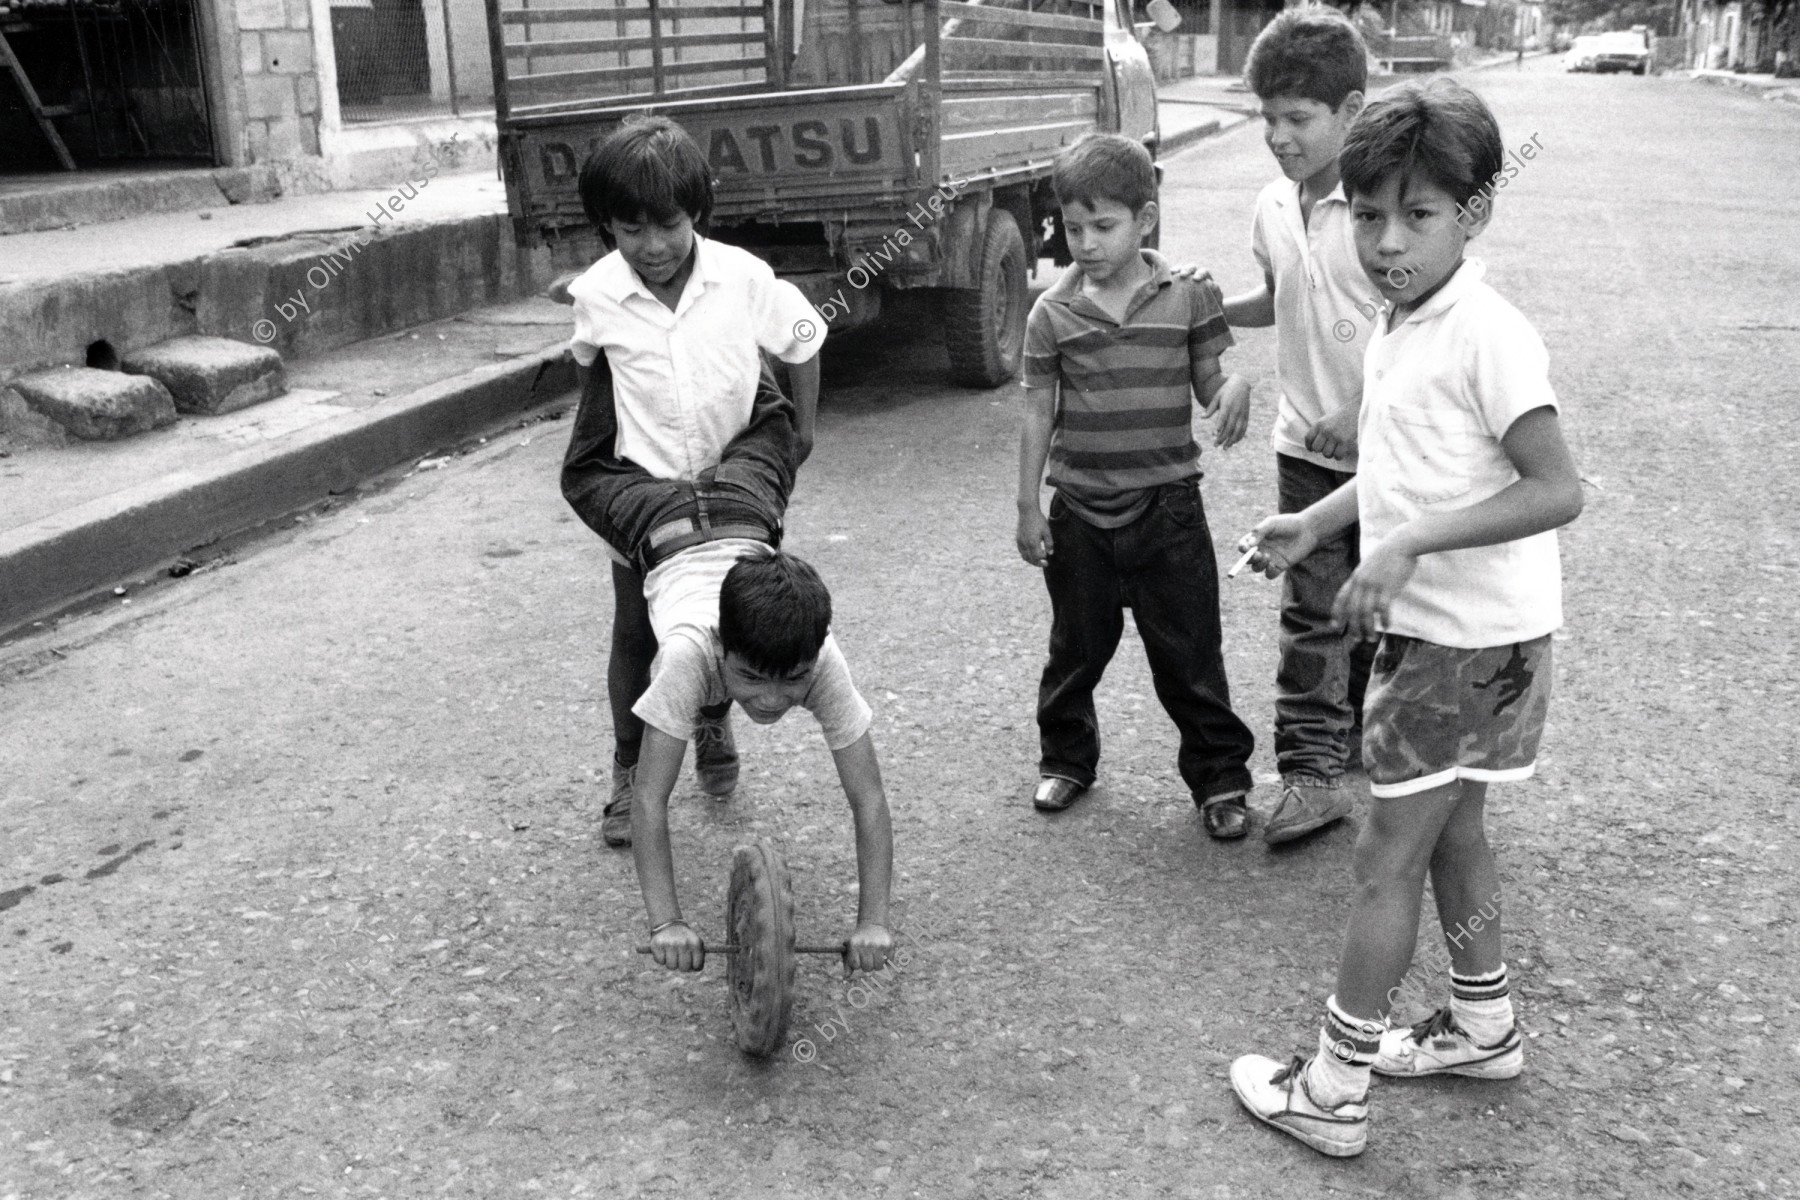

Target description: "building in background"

left=1, top=0, right=496, bottom=192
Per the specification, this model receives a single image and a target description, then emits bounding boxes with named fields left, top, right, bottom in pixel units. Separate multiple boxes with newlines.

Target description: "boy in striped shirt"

left=1014, top=132, right=1258, bottom=838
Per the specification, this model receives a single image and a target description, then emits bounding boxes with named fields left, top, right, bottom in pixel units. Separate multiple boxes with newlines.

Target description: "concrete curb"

left=1160, top=110, right=1248, bottom=156
left=0, top=345, right=576, bottom=637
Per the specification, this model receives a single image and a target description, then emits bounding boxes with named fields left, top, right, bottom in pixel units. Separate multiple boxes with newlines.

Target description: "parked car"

left=1565, top=35, right=1601, bottom=71
left=1592, top=29, right=1652, bottom=74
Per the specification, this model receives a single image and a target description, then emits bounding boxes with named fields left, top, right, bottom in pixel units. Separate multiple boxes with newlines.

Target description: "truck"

left=480, top=0, right=1163, bottom=385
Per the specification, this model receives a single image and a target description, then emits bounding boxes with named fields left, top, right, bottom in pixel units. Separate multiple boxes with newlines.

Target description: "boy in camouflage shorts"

left=1225, top=79, right=1584, bottom=1157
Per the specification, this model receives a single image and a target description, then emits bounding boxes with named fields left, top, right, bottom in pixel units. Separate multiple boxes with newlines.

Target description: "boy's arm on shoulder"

left=1222, top=278, right=1276, bottom=327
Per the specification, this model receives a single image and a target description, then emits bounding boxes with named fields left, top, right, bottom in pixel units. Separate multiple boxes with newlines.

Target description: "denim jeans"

left=609, top=560, right=655, bottom=766
left=1274, top=454, right=1375, bottom=781
left=1037, top=480, right=1255, bottom=802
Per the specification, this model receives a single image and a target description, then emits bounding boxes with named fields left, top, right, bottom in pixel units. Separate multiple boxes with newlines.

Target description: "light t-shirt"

left=1251, top=178, right=1384, bottom=472
left=642, top=538, right=768, bottom=646
left=1357, top=259, right=1563, bottom=649
left=633, top=628, right=874, bottom=752
left=567, top=235, right=824, bottom=482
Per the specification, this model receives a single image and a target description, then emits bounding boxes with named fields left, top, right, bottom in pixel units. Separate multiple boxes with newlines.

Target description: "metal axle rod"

left=635, top=943, right=848, bottom=955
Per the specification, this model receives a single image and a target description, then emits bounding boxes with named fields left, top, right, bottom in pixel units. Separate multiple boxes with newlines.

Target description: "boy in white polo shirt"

left=1226, top=78, right=1583, bottom=1157
left=1223, top=7, right=1384, bottom=844
left=561, top=114, right=825, bottom=846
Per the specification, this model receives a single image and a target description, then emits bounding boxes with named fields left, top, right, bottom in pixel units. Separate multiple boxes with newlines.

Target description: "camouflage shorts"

left=1362, top=634, right=1553, bottom=799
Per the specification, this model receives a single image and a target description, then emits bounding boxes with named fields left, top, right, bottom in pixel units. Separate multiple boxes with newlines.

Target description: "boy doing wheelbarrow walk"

left=561, top=114, right=825, bottom=845
left=1015, top=132, right=1259, bottom=838
left=1228, top=78, right=1583, bottom=1157
left=562, top=353, right=893, bottom=975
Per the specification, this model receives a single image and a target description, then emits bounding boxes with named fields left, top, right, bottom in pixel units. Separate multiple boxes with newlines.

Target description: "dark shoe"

left=1199, top=791, right=1249, bottom=839
left=693, top=712, right=739, bottom=796
left=1032, top=776, right=1088, bottom=812
left=602, top=761, right=635, bottom=847
left=1264, top=777, right=1353, bottom=845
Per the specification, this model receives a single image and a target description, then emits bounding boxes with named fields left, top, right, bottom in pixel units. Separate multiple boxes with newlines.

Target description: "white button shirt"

left=568, top=236, right=824, bottom=481
left=1358, top=259, right=1563, bottom=649
left=1251, top=178, right=1386, bottom=472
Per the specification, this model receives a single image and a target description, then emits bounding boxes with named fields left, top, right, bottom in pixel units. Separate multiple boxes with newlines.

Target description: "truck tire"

left=944, top=210, right=1028, bottom=388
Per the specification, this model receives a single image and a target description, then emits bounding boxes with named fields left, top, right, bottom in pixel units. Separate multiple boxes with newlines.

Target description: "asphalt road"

left=3, top=59, right=1798, bottom=1199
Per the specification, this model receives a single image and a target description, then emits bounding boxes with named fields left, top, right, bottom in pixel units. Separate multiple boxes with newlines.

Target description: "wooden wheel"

left=725, top=841, right=797, bottom=1057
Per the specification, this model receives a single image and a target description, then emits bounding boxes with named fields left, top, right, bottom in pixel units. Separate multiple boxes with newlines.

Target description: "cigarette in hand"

left=1227, top=541, right=1259, bottom=578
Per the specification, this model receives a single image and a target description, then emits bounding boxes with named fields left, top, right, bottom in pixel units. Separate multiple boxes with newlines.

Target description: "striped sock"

left=1306, top=995, right=1381, bottom=1107
left=1450, top=964, right=1514, bottom=1044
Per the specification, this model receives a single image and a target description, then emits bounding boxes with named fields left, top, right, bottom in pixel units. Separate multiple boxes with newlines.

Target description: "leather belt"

left=643, top=518, right=773, bottom=570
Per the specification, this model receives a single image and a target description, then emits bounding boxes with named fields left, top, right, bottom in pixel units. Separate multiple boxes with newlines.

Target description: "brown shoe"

left=1199, top=790, right=1249, bottom=839
left=693, top=712, right=739, bottom=796
left=1264, top=778, right=1353, bottom=845
left=1032, top=776, right=1088, bottom=812
left=602, top=761, right=635, bottom=847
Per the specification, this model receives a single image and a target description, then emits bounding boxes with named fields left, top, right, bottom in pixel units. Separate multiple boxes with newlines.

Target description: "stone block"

left=1, top=385, right=72, bottom=447
left=287, top=0, right=312, bottom=27
left=266, top=115, right=304, bottom=160
left=246, top=119, right=271, bottom=163
left=262, top=30, right=313, bottom=74
left=236, top=0, right=287, bottom=30
left=295, top=74, right=320, bottom=115
left=12, top=368, right=177, bottom=441
left=238, top=31, right=263, bottom=77
left=298, top=116, right=320, bottom=157
left=212, top=164, right=282, bottom=205
left=121, top=336, right=287, bottom=415
left=244, top=74, right=297, bottom=122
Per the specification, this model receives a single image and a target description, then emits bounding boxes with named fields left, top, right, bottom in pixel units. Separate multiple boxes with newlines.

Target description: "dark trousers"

left=1274, top=454, right=1374, bottom=780
left=608, top=560, right=654, bottom=766
left=607, top=559, right=729, bottom=768
left=1037, top=480, right=1255, bottom=803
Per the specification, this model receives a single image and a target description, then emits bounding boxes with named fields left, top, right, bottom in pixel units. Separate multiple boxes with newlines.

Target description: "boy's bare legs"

left=1229, top=779, right=1503, bottom=1155
left=1332, top=780, right=1465, bottom=1019
left=604, top=561, right=656, bottom=846
left=1373, top=781, right=1523, bottom=1079
left=1429, top=783, right=1502, bottom=979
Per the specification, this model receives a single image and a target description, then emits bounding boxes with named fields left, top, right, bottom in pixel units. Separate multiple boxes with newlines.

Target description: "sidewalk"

left=1688, top=68, right=1800, bottom=104
left=0, top=299, right=577, bottom=637
left=0, top=86, right=1256, bottom=638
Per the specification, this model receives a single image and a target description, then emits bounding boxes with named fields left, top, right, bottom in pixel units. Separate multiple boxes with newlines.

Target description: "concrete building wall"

left=230, top=0, right=327, bottom=172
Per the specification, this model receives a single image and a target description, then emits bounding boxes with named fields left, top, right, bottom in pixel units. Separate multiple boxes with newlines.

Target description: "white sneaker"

left=1230, top=1054, right=1368, bottom=1158
left=1373, top=1007, right=1523, bottom=1080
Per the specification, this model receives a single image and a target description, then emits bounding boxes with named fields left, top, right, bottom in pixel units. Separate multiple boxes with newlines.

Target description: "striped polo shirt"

left=1022, top=251, right=1234, bottom=527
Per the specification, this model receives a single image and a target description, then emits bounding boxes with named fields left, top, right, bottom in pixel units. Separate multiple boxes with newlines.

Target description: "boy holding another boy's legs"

left=1223, top=7, right=1384, bottom=844
left=1229, top=78, right=1584, bottom=1156
left=562, top=115, right=824, bottom=843
left=1016, top=133, right=1257, bottom=837
left=560, top=354, right=893, bottom=974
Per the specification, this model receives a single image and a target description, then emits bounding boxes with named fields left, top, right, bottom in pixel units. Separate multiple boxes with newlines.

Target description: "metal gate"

left=0, top=0, right=214, bottom=171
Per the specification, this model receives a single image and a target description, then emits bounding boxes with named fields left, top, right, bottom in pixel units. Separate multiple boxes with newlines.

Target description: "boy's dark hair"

left=1244, top=6, right=1368, bottom=109
left=1052, top=133, right=1156, bottom=213
left=719, top=551, right=832, bottom=677
left=1339, top=77, right=1503, bottom=213
left=578, top=114, right=713, bottom=236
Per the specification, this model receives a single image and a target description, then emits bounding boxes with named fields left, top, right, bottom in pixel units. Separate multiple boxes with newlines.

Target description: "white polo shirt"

left=1251, top=178, right=1385, bottom=472
left=567, top=235, right=824, bottom=481
left=1358, top=259, right=1563, bottom=649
